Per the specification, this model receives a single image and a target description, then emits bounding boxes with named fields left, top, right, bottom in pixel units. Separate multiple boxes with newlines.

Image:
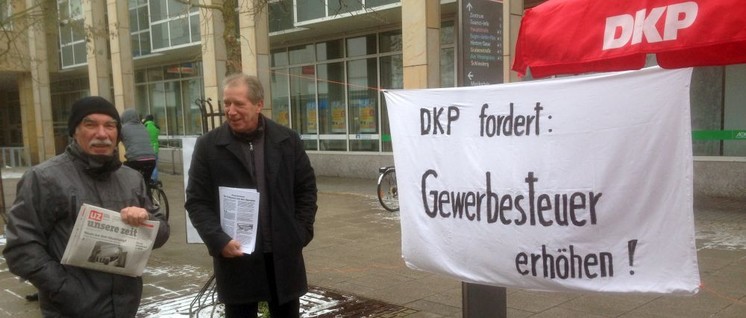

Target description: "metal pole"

left=1, top=167, right=7, bottom=237
left=171, top=148, right=176, bottom=175
left=462, top=283, right=507, bottom=318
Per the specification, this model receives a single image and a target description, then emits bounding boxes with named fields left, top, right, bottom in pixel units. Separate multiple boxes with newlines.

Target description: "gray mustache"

left=89, top=139, right=113, bottom=147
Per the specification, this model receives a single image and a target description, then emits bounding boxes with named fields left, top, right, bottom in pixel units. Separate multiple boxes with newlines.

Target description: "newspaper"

left=219, top=186, right=260, bottom=254
left=61, top=203, right=160, bottom=277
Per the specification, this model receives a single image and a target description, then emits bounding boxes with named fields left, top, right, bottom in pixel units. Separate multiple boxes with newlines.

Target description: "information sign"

left=459, top=0, right=504, bottom=86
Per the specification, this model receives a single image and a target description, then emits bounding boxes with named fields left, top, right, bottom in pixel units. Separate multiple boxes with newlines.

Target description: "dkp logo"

left=603, top=1, right=699, bottom=50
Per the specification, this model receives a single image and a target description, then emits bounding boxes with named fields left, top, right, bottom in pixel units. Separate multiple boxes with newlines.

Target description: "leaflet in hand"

left=219, top=186, right=260, bottom=254
left=61, top=203, right=160, bottom=277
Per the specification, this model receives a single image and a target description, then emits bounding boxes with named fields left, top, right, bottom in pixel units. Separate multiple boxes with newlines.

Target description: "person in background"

left=120, top=109, right=157, bottom=186
left=142, top=114, right=160, bottom=182
left=2, top=96, right=170, bottom=317
left=185, top=73, right=317, bottom=318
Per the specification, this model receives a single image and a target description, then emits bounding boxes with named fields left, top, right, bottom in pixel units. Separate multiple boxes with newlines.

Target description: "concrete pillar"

left=107, top=0, right=136, bottom=110
left=200, top=0, right=228, bottom=131
left=239, top=0, right=272, bottom=114
left=505, top=0, right=524, bottom=82
left=23, top=0, right=55, bottom=164
left=402, top=0, right=440, bottom=89
left=83, top=0, right=112, bottom=102
left=18, top=75, right=38, bottom=164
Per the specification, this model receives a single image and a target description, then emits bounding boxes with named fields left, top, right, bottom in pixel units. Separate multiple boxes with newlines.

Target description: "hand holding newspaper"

left=219, top=186, right=260, bottom=254
left=61, top=204, right=160, bottom=277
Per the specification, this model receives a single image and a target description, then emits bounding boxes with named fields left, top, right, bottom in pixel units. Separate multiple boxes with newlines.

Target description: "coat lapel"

left=215, top=123, right=253, bottom=174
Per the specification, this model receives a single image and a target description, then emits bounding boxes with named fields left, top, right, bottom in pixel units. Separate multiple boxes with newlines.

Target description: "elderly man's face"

left=74, top=114, right=118, bottom=156
left=223, top=84, right=264, bottom=134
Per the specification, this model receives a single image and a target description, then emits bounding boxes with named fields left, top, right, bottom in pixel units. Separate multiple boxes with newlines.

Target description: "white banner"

left=383, top=67, right=700, bottom=294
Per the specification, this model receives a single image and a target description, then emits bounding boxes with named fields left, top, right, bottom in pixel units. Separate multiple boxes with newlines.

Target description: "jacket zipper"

left=248, top=141, right=256, bottom=184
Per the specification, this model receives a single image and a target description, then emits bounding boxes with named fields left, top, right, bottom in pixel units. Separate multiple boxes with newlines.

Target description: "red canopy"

left=512, top=0, right=746, bottom=78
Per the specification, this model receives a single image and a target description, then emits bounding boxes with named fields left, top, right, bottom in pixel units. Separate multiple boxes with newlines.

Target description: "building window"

left=134, top=62, right=205, bottom=137
left=272, top=19, right=460, bottom=153
left=346, top=35, right=376, bottom=57
left=366, top=0, right=399, bottom=7
left=289, top=44, right=315, bottom=64
left=346, top=57, right=379, bottom=151
left=440, top=20, right=456, bottom=87
left=295, top=0, right=401, bottom=25
left=129, top=0, right=151, bottom=56
left=316, top=39, right=344, bottom=61
left=271, top=69, right=291, bottom=127
left=289, top=65, right=318, bottom=150
left=50, top=78, right=89, bottom=152
left=379, top=54, right=402, bottom=152
left=691, top=64, right=746, bottom=156
left=295, top=0, right=324, bottom=23
left=0, top=0, right=13, bottom=29
left=149, top=0, right=200, bottom=51
left=328, top=0, right=362, bottom=15
left=379, top=30, right=402, bottom=53
left=317, top=62, right=347, bottom=151
left=58, top=0, right=87, bottom=68
left=268, top=0, right=293, bottom=33
left=0, top=91, right=21, bottom=147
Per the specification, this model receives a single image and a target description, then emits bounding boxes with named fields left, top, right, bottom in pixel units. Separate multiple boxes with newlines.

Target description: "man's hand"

left=221, top=240, right=243, bottom=258
left=120, top=206, right=150, bottom=226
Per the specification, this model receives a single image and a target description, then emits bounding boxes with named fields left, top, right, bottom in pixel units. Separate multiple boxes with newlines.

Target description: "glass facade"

left=270, top=23, right=455, bottom=152
left=691, top=64, right=746, bottom=156
left=134, top=63, right=205, bottom=137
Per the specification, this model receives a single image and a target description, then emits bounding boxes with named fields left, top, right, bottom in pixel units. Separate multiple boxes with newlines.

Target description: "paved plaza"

left=1, top=168, right=745, bottom=317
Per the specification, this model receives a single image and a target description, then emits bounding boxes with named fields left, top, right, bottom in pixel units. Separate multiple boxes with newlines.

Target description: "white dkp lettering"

left=602, top=1, right=698, bottom=50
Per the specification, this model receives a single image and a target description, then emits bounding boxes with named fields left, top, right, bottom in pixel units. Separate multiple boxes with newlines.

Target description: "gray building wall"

left=694, top=159, right=746, bottom=198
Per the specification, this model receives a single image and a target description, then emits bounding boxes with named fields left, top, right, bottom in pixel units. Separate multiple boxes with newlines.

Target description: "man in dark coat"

left=185, top=73, right=317, bottom=317
left=3, top=96, right=170, bottom=317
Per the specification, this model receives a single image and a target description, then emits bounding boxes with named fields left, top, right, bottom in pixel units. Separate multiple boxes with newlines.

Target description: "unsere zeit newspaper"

left=61, top=203, right=160, bottom=277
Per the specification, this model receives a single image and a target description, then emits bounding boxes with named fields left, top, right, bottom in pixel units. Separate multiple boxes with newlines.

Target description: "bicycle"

left=147, top=179, right=170, bottom=221
left=124, top=160, right=169, bottom=221
left=377, top=166, right=399, bottom=212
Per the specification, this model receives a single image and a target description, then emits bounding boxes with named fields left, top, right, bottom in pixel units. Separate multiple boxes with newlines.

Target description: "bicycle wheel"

left=152, top=187, right=170, bottom=221
left=377, top=168, right=399, bottom=212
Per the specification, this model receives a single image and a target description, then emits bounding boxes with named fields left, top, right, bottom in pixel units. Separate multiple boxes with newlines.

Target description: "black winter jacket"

left=185, top=118, right=317, bottom=305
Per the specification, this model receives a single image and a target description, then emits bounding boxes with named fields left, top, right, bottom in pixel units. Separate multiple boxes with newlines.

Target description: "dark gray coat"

left=185, top=118, right=317, bottom=305
left=2, top=143, right=170, bottom=317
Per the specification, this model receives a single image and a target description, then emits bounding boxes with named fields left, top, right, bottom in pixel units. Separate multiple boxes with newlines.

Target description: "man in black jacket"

left=3, top=96, right=170, bottom=317
left=185, top=73, right=317, bottom=317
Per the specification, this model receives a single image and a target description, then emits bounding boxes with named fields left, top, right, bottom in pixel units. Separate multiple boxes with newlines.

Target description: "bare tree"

left=0, top=0, right=49, bottom=68
left=182, top=0, right=380, bottom=75
left=175, top=0, right=268, bottom=75
left=1, top=0, right=386, bottom=73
